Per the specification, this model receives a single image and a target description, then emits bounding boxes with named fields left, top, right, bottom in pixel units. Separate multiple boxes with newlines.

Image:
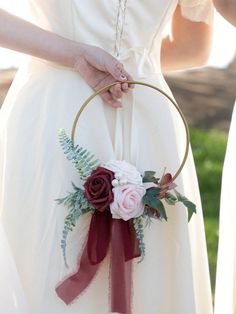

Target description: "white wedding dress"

left=214, top=103, right=236, bottom=314
left=0, top=1, right=214, bottom=313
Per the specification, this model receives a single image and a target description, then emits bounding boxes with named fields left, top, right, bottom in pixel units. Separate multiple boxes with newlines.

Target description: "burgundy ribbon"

left=56, top=210, right=140, bottom=314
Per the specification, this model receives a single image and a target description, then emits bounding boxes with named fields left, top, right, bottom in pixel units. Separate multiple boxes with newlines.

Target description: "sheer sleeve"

left=178, top=0, right=214, bottom=25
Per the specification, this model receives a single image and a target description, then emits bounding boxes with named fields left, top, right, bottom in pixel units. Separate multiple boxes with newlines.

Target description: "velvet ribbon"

left=56, top=210, right=140, bottom=314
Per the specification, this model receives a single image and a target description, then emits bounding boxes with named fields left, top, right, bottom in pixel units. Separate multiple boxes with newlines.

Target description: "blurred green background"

left=190, top=127, right=228, bottom=299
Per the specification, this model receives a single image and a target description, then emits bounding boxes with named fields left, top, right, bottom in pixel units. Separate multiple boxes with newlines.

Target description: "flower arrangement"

left=55, top=81, right=196, bottom=314
left=57, top=129, right=196, bottom=269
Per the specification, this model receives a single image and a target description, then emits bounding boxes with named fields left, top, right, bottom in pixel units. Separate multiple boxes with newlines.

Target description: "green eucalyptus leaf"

left=143, top=187, right=161, bottom=201
left=151, top=198, right=167, bottom=221
left=165, top=192, right=177, bottom=206
left=143, top=188, right=167, bottom=221
left=143, top=171, right=158, bottom=183
left=174, top=189, right=197, bottom=222
left=133, top=217, right=146, bottom=263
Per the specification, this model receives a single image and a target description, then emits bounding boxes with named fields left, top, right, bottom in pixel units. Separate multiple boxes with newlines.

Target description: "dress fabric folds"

left=0, top=0, right=213, bottom=313
left=214, top=103, right=236, bottom=314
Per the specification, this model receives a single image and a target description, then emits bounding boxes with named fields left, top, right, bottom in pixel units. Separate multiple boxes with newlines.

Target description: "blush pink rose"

left=110, top=184, right=146, bottom=221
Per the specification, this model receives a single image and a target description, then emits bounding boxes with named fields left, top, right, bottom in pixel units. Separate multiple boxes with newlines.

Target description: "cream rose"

left=102, top=160, right=142, bottom=185
left=110, top=184, right=146, bottom=221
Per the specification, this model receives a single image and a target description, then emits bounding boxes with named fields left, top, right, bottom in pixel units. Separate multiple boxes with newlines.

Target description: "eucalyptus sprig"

left=133, top=217, right=146, bottom=263
left=56, top=183, right=94, bottom=268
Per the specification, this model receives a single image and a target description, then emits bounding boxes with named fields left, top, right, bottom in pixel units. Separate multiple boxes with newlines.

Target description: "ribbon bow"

left=56, top=210, right=140, bottom=314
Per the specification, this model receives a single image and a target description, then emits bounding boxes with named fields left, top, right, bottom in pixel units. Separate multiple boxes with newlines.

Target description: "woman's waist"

left=113, top=46, right=162, bottom=78
left=23, top=46, right=163, bottom=80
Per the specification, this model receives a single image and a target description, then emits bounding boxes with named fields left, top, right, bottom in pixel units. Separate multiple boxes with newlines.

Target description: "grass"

left=190, top=127, right=228, bottom=298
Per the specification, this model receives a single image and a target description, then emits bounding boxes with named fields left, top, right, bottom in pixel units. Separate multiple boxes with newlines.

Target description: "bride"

left=0, top=1, right=213, bottom=313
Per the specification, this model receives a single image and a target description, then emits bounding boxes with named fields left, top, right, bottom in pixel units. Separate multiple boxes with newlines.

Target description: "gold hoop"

left=71, top=81, right=190, bottom=181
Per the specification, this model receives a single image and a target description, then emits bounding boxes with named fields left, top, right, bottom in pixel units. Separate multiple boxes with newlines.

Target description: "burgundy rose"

left=84, top=167, right=115, bottom=212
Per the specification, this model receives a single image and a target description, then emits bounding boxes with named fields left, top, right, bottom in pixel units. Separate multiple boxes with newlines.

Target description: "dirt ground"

left=166, top=61, right=236, bottom=132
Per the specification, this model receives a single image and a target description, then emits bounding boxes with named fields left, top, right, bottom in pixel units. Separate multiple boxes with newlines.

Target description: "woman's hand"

left=74, top=44, right=133, bottom=108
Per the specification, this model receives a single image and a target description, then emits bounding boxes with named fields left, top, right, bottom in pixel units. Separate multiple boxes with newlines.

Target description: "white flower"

left=102, top=160, right=142, bottom=185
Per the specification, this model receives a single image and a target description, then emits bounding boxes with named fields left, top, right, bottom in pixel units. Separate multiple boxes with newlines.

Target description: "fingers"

left=104, top=59, right=134, bottom=96
left=91, top=60, right=134, bottom=108
left=106, top=58, right=126, bottom=81
left=120, top=82, right=129, bottom=92
left=109, top=82, right=129, bottom=101
left=121, top=68, right=133, bottom=84
left=105, top=56, right=134, bottom=86
left=109, top=83, right=123, bottom=99
left=100, top=91, right=122, bottom=108
left=92, top=75, right=123, bottom=108
left=117, top=67, right=135, bottom=90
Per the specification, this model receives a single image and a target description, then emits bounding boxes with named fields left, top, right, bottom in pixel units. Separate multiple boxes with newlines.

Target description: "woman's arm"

left=213, top=0, right=236, bottom=26
left=161, top=5, right=213, bottom=72
left=0, top=9, right=133, bottom=108
left=0, top=8, right=80, bottom=69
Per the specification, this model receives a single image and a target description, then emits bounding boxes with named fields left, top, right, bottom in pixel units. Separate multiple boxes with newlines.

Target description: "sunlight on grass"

left=190, top=128, right=228, bottom=297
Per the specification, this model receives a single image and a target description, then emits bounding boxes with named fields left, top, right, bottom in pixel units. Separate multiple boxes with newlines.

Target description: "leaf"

left=165, top=192, right=177, bottom=206
left=143, top=188, right=167, bottom=221
left=151, top=199, right=167, bottom=221
left=174, top=190, right=197, bottom=222
left=58, top=129, right=100, bottom=180
left=143, top=187, right=161, bottom=200
left=142, top=171, right=159, bottom=183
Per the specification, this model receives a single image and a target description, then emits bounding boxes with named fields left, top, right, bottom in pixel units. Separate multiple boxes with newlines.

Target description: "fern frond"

left=56, top=184, right=95, bottom=267
left=58, top=129, right=100, bottom=180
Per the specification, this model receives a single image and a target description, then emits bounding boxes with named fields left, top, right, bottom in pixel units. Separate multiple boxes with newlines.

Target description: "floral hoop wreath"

left=55, top=81, right=196, bottom=314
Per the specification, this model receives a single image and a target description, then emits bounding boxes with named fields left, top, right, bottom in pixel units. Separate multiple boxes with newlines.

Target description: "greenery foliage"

left=133, top=216, right=146, bottom=263
left=56, top=183, right=94, bottom=267
left=57, top=126, right=224, bottom=291
left=58, top=129, right=100, bottom=180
